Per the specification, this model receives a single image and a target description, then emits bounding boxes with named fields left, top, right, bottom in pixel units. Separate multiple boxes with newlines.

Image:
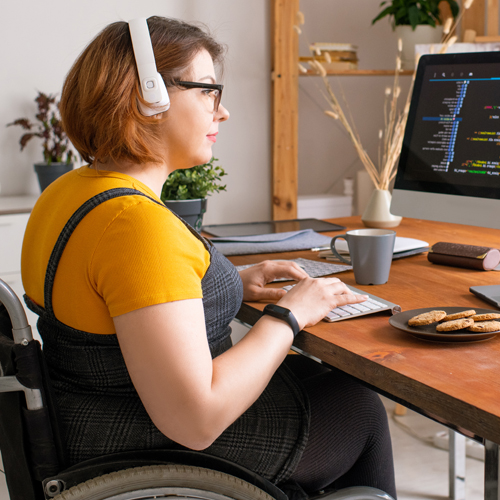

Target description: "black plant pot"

left=34, top=162, right=74, bottom=191
left=163, top=198, right=207, bottom=232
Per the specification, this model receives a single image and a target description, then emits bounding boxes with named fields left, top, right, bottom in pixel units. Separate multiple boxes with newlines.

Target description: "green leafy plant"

left=372, top=0, right=459, bottom=30
left=161, top=157, right=227, bottom=201
left=7, top=91, right=74, bottom=164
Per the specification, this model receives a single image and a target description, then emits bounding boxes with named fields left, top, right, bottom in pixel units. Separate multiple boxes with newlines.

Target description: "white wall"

left=0, top=0, right=271, bottom=224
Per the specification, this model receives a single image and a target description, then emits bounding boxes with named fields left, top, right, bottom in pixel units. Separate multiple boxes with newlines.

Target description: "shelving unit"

left=270, top=0, right=414, bottom=220
left=270, top=0, right=490, bottom=221
left=300, top=69, right=415, bottom=77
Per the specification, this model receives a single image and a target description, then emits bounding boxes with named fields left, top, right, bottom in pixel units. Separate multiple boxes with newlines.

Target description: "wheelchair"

left=0, top=278, right=394, bottom=500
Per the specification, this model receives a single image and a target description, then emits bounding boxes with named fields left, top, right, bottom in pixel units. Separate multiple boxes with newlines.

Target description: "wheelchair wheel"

left=52, top=464, right=278, bottom=500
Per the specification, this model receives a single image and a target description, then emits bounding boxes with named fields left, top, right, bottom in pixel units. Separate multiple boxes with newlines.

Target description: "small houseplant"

left=7, top=92, right=75, bottom=191
left=161, top=157, right=227, bottom=231
left=372, top=0, right=459, bottom=30
left=372, top=0, right=460, bottom=68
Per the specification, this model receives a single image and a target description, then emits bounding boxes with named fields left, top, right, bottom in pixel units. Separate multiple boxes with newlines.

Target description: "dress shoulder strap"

left=43, top=188, right=162, bottom=317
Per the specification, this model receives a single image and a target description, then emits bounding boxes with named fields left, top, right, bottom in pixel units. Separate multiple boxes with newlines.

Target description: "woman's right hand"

left=276, top=277, right=369, bottom=330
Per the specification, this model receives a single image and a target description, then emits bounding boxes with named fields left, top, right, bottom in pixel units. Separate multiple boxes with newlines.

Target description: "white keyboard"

left=282, top=284, right=401, bottom=323
left=236, top=258, right=351, bottom=280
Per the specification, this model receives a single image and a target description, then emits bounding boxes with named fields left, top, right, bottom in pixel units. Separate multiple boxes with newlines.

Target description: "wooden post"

left=463, top=0, right=486, bottom=36
left=487, top=0, right=499, bottom=36
left=271, top=0, right=299, bottom=220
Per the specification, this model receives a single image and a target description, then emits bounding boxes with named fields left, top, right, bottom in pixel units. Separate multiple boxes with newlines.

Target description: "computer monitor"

left=391, top=51, right=500, bottom=229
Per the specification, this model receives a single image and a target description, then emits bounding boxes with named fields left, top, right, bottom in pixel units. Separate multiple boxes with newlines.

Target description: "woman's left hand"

left=238, top=260, right=309, bottom=302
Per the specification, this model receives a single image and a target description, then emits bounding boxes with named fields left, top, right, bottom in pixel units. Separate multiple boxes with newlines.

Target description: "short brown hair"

left=59, top=16, right=225, bottom=165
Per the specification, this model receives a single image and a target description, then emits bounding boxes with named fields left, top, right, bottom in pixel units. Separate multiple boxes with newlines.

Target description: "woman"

left=21, top=16, right=396, bottom=499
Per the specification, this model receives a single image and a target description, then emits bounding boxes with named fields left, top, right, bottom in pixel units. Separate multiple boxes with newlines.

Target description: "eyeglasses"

left=175, top=81, right=224, bottom=112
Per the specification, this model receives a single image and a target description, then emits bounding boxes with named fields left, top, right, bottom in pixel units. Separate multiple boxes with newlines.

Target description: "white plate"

left=389, top=307, right=500, bottom=342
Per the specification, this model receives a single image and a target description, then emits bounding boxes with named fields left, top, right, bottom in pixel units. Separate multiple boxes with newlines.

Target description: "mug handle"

left=330, top=235, right=352, bottom=265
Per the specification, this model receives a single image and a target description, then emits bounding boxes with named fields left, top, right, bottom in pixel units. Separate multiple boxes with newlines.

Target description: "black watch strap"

left=262, top=304, right=300, bottom=338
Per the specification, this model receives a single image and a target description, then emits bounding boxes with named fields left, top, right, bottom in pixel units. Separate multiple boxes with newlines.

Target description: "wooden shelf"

left=300, top=69, right=415, bottom=76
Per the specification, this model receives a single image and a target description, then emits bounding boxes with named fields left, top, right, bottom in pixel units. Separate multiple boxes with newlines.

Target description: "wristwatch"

left=262, top=304, right=300, bottom=338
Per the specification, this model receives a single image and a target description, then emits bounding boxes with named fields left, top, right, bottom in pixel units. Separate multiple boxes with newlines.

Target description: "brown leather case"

left=427, top=242, right=500, bottom=271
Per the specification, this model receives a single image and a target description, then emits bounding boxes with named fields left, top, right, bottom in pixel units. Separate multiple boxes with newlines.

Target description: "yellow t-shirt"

left=21, top=166, right=211, bottom=334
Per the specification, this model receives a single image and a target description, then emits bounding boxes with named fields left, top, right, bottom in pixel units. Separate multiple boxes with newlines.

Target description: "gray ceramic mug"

left=330, top=229, right=396, bottom=285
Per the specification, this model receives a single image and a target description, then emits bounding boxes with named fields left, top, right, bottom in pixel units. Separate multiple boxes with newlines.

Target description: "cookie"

left=442, top=310, right=476, bottom=321
left=408, top=310, right=447, bottom=326
left=468, top=321, right=500, bottom=333
left=436, top=318, right=474, bottom=332
left=471, top=313, right=500, bottom=322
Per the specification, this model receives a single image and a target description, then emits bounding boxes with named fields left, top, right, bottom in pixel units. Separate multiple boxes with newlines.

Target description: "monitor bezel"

left=393, top=50, right=500, bottom=201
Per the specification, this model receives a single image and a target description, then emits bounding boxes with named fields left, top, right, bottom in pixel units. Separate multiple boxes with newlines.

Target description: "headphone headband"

left=128, top=17, right=170, bottom=116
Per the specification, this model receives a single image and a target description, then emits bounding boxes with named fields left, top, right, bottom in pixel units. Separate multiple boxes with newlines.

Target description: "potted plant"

left=372, top=0, right=459, bottom=68
left=161, top=157, right=227, bottom=231
left=7, top=92, right=75, bottom=191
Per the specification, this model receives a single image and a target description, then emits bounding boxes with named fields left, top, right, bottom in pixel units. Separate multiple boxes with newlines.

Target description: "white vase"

left=395, top=25, right=443, bottom=69
left=361, top=189, right=402, bottom=228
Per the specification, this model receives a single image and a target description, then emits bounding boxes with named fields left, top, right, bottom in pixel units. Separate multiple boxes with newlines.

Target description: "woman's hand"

left=239, top=260, right=308, bottom=302
left=276, top=277, right=369, bottom=330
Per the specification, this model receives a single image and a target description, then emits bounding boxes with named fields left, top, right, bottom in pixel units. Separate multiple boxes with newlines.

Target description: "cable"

left=390, top=412, right=436, bottom=447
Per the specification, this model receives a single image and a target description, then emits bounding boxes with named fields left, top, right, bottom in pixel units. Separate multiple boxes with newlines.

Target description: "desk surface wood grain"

left=229, top=217, right=500, bottom=444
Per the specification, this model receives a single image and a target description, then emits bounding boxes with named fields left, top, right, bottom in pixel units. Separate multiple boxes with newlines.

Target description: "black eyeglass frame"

left=174, top=81, right=224, bottom=112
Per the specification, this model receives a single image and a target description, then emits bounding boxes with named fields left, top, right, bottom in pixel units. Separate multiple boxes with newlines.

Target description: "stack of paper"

left=319, top=237, right=429, bottom=261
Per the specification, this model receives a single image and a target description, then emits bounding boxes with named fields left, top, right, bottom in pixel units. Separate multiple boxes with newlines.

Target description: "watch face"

left=267, top=304, right=289, bottom=318
left=263, top=304, right=299, bottom=337
left=280, top=308, right=290, bottom=318
left=273, top=305, right=287, bottom=315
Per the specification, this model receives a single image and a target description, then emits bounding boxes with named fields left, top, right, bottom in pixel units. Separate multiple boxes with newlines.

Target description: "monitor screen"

left=391, top=51, right=500, bottom=229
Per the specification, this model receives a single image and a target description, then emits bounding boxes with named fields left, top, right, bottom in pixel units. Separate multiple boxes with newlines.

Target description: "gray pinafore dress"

left=25, top=188, right=310, bottom=485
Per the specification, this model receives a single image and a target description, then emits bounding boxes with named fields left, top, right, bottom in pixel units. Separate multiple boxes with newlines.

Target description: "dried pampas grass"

left=309, top=42, right=414, bottom=190
left=300, top=1, right=473, bottom=190
left=442, top=17, right=453, bottom=35
left=298, top=63, right=308, bottom=74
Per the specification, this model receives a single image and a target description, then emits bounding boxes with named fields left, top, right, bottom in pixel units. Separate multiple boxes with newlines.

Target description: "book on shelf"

left=309, top=42, right=358, bottom=55
left=299, top=58, right=358, bottom=71
left=304, top=42, right=359, bottom=70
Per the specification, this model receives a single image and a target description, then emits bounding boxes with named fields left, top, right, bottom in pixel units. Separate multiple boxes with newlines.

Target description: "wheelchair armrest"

left=0, top=279, right=33, bottom=344
left=0, top=375, right=43, bottom=410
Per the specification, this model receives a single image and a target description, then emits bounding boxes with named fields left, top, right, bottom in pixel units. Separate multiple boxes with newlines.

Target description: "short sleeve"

left=90, top=199, right=211, bottom=318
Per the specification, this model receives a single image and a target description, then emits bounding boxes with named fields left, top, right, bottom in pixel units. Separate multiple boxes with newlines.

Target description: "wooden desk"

left=229, top=216, right=500, bottom=500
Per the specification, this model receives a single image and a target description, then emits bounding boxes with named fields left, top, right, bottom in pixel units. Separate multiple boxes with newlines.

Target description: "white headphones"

left=128, top=17, right=170, bottom=116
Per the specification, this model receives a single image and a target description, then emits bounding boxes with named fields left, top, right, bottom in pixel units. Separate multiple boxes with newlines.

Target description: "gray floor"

left=0, top=398, right=485, bottom=500
left=384, top=399, right=484, bottom=500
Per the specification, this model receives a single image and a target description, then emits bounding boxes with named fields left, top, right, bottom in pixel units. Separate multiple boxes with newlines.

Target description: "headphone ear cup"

left=136, top=77, right=170, bottom=116
left=129, top=18, right=170, bottom=116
